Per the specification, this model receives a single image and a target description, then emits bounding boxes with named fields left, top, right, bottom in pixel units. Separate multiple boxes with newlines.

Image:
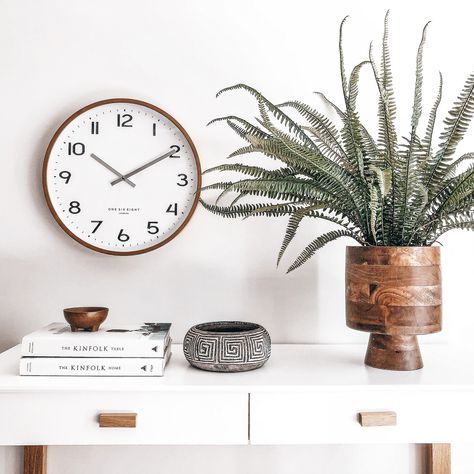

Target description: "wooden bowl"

left=63, top=307, right=108, bottom=332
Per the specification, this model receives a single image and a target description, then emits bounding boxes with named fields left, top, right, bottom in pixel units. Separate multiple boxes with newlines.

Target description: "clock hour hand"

left=90, top=153, right=136, bottom=187
left=110, top=149, right=175, bottom=186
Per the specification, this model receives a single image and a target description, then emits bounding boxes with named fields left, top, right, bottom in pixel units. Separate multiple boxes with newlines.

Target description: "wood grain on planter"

left=345, top=246, right=442, bottom=371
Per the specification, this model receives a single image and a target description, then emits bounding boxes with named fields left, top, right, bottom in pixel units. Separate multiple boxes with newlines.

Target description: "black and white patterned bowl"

left=183, top=321, right=271, bottom=372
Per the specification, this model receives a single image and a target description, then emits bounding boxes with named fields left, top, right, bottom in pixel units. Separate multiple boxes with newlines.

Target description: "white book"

left=21, top=322, right=171, bottom=358
left=20, top=345, right=172, bottom=377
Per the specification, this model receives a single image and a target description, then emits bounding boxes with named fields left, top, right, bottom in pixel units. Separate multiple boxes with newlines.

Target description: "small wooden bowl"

left=63, top=307, right=108, bottom=332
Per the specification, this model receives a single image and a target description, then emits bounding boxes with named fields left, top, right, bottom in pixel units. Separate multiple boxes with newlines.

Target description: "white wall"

left=0, top=0, right=473, bottom=472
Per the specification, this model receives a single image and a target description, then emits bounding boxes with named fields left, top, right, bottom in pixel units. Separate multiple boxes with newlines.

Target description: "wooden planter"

left=345, top=246, right=441, bottom=371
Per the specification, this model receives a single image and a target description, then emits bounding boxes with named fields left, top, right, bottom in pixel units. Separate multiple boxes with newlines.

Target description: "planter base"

left=365, top=334, right=423, bottom=371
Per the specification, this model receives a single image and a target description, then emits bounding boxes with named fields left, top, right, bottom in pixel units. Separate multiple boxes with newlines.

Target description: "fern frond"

left=202, top=14, right=474, bottom=271
left=203, top=163, right=295, bottom=179
left=277, top=204, right=323, bottom=266
left=313, top=91, right=345, bottom=118
left=369, top=183, right=380, bottom=240
left=429, top=211, right=474, bottom=242
left=372, top=11, right=398, bottom=168
left=427, top=73, right=474, bottom=192
left=251, top=119, right=366, bottom=226
left=208, top=116, right=270, bottom=141
left=217, top=84, right=317, bottom=150
left=380, top=10, right=397, bottom=128
left=369, top=165, right=392, bottom=198
left=412, top=22, right=429, bottom=130
left=349, top=61, right=370, bottom=110
left=315, top=89, right=379, bottom=164
left=212, top=177, right=313, bottom=205
left=227, top=145, right=257, bottom=159
left=278, top=101, right=351, bottom=169
left=287, top=230, right=355, bottom=273
left=199, top=199, right=303, bottom=219
left=437, top=164, right=474, bottom=213
left=422, top=72, right=443, bottom=164
left=443, top=152, right=474, bottom=181
left=425, top=163, right=474, bottom=217
left=339, top=16, right=350, bottom=101
left=229, top=192, right=248, bottom=207
left=401, top=20, right=429, bottom=242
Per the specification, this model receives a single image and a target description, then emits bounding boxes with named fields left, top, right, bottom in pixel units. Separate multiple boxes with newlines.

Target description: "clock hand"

left=90, top=153, right=136, bottom=188
left=110, top=149, right=175, bottom=186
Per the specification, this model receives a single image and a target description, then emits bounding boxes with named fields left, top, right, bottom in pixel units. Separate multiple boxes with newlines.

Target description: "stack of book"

left=19, top=322, right=172, bottom=377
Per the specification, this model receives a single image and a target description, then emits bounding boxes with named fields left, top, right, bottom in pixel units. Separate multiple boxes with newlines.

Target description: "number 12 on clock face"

left=43, top=98, right=201, bottom=255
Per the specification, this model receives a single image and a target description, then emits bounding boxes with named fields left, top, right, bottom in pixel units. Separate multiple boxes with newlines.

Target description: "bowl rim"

left=63, top=307, right=109, bottom=314
left=191, top=321, right=263, bottom=335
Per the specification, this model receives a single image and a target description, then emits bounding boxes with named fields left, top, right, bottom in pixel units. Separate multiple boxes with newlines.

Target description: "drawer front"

left=0, top=391, right=248, bottom=445
left=250, top=390, right=474, bottom=444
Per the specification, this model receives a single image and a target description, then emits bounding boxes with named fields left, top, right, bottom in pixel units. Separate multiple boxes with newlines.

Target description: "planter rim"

left=345, top=245, right=439, bottom=250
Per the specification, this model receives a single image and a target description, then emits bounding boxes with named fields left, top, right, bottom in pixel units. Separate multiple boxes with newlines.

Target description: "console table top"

left=0, top=343, right=473, bottom=393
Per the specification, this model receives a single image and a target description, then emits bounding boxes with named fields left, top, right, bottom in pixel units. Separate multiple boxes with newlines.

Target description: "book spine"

left=21, top=336, right=169, bottom=358
left=19, top=357, right=168, bottom=377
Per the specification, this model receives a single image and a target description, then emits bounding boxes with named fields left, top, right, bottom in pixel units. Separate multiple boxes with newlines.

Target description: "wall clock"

left=43, top=98, right=201, bottom=255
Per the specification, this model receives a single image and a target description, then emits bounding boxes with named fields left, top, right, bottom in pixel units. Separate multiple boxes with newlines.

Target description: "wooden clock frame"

left=42, top=98, right=202, bottom=256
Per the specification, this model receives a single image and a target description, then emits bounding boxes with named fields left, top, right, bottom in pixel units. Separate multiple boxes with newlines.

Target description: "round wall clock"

left=43, top=98, right=201, bottom=255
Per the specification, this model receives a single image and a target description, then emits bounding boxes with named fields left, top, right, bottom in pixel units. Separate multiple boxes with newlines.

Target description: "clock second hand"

left=90, top=153, right=136, bottom=188
left=110, top=149, right=175, bottom=186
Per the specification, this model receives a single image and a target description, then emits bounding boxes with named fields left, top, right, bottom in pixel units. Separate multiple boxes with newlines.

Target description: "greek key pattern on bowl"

left=183, top=322, right=271, bottom=372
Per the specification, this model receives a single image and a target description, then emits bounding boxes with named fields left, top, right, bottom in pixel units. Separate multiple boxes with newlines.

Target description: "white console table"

left=0, top=343, right=469, bottom=474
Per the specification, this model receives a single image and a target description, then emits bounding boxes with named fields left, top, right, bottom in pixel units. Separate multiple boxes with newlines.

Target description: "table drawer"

left=0, top=391, right=248, bottom=445
left=250, top=390, right=474, bottom=444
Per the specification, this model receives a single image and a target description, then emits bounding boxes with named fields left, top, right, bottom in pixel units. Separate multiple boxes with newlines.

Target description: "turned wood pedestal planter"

left=346, top=246, right=441, bottom=371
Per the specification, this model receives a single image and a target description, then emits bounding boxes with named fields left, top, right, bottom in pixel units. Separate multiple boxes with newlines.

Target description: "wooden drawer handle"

left=358, top=411, right=397, bottom=427
left=98, top=412, right=137, bottom=428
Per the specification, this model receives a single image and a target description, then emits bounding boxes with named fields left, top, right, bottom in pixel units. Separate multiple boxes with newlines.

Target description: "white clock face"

left=43, top=99, right=201, bottom=255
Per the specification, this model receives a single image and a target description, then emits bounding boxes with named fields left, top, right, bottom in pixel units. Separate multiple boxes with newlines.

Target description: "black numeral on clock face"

left=152, top=123, right=157, bottom=136
left=59, top=171, right=71, bottom=184
left=117, top=114, right=133, bottom=127
left=68, top=142, right=85, bottom=156
left=170, top=145, right=180, bottom=158
left=91, top=121, right=99, bottom=134
left=166, top=203, right=178, bottom=215
left=118, top=229, right=130, bottom=241
left=69, top=201, right=81, bottom=214
left=91, top=220, right=103, bottom=233
left=177, top=173, right=188, bottom=186
left=147, top=221, right=159, bottom=234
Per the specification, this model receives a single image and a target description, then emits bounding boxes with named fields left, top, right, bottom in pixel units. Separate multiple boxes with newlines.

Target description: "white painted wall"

left=0, top=0, right=473, bottom=472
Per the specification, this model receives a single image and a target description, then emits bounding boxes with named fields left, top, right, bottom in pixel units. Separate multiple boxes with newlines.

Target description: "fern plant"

left=201, top=12, right=474, bottom=272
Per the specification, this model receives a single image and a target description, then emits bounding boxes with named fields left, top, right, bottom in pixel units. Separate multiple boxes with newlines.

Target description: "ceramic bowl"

left=183, top=321, right=271, bottom=372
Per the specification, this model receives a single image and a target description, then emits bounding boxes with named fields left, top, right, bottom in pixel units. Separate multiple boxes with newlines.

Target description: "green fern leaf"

left=200, top=199, right=303, bottom=219
left=349, top=61, right=370, bottom=110
left=287, top=230, right=355, bottom=273
left=277, top=204, right=325, bottom=266
left=421, top=72, right=443, bottom=166
left=427, top=73, right=474, bottom=192
left=201, top=13, right=474, bottom=270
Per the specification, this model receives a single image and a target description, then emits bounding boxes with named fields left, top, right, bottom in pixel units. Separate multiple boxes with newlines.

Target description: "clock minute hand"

left=90, top=153, right=136, bottom=187
left=110, top=149, right=175, bottom=186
